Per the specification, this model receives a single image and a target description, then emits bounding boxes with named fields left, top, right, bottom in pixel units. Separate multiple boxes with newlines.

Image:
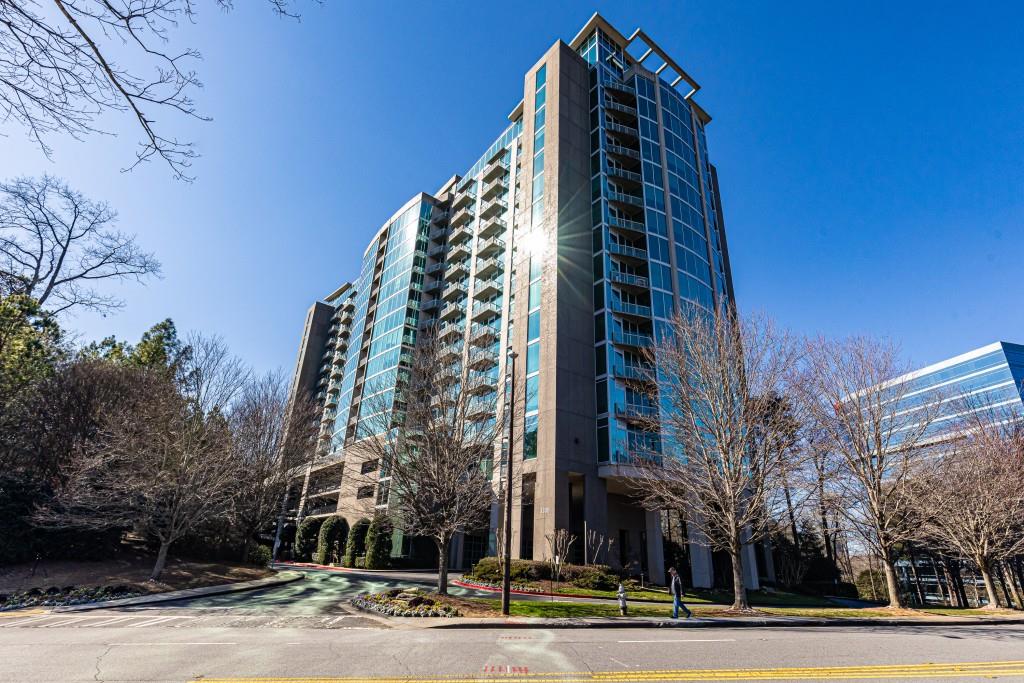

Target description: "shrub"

left=248, top=544, right=272, bottom=567
left=854, top=568, right=889, bottom=602
left=316, top=517, right=345, bottom=565
left=342, top=518, right=370, bottom=567
left=293, top=517, right=323, bottom=562
left=467, top=557, right=618, bottom=590
left=364, top=515, right=393, bottom=570
left=568, top=565, right=618, bottom=591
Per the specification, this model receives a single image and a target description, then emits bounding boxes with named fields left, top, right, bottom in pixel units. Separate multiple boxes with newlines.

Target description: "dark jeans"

left=672, top=594, right=692, bottom=618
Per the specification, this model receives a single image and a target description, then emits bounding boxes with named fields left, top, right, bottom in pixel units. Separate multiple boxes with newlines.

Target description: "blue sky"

left=5, top=1, right=1022, bottom=374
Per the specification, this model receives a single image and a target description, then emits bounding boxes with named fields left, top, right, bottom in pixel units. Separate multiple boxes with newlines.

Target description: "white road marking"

left=81, top=616, right=136, bottom=628
left=0, top=615, right=51, bottom=628
left=108, top=642, right=236, bottom=646
left=128, top=615, right=184, bottom=627
left=617, top=638, right=737, bottom=643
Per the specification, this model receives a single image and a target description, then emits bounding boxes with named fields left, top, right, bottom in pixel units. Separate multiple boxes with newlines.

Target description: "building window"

left=360, top=459, right=379, bottom=475
left=356, top=485, right=375, bottom=500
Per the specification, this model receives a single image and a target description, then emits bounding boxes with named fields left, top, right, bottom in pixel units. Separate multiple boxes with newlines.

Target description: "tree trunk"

left=730, top=539, right=749, bottom=611
left=240, top=536, right=251, bottom=564
left=1001, top=562, right=1022, bottom=610
left=880, top=555, right=903, bottom=609
left=436, top=538, right=450, bottom=596
left=978, top=560, right=1000, bottom=608
left=150, top=540, right=171, bottom=581
left=781, top=473, right=799, bottom=552
left=907, top=545, right=925, bottom=607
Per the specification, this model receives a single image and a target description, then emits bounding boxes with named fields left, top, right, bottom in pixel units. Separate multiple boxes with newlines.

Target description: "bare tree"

left=37, top=334, right=248, bottom=580
left=228, top=370, right=319, bottom=562
left=584, top=527, right=610, bottom=566
left=0, top=176, right=160, bottom=314
left=0, top=1, right=316, bottom=179
left=797, top=336, right=943, bottom=609
left=915, top=404, right=1024, bottom=608
left=632, top=308, right=801, bottom=611
left=545, top=528, right=577, bottom=585
left=346, top=329, right=508, bottom=595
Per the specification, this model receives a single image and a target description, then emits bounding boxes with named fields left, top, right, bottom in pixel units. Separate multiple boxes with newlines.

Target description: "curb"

left=52, top=570, right=305, bottom=612
left=425, top=615, right=1024, bottom=630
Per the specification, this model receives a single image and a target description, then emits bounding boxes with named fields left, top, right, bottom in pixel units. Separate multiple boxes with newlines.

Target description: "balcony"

left=606, top=121, right=639, bottom=139
left=438, top=341, right=464, bottom=363
left=467, top=348, right=498, bottom=371
left=610, top=300, right=652, bottom=319
left=445, top=260, right=470, bottom=281
left=449, top=239, right=471, bottom=261
left=608, top=216, right=646, bottom=235
left=602, top=78, right=635, bottom=98
left=449, top=221, right=473, bottom=245
left=466, top=395, right=497, bottom=420
left=610, top=271, right=650, bottom=290
left=441, top=282, right=467, bottom=302
left=475, top=256, right=504, bottom=279
left=614, top=362, right=655, bottom=385
left=472, top=301, right=502, bottom=321
left=480, top=177, right=506, bottom=200
left=452, top=188, right=476, bottom=211
left=450, top=204, right=474, bottom=228
left=607, top=190, right=644, bottom=208
left=615, top=403, right=658, bottom=422
left=473, top=276, right=502, bottom=300
left=611, top=330, right=653, bottom=348
left=421, top=298, right=442, bottom=312
left=478, top=215, right=507, bottom=239
left=423, top=278, right=443, bottom=294
left=439, top=301, right=465, bottom=322
left=436, top=321, right=463, bottom=343
left=482, top=157, right=510, bottom=182
left=429, top=226, right=448, bottom=242
left=306, top=484, right=341, bottom=498
left=325, top=392, right=339, bottom=408
left=466, top=371, right=498, bottom=396
left=607, top=166, right=642, bottom=185
left=428, top=243, right=446, bottom=258
left=608, top=242, right=647, bottom=262
left=476, top=235, right=505, bottom=258
left=470, top=322, right=500, bottom=347
left=305, top=503, right=339, bottom=518
left=426, top=261, right=445, bottom=275
left=479, top=198, right=507, bottom=219
left=604, top=100, right=638, bottom=118
left=606, top=143, right=640, bottom=161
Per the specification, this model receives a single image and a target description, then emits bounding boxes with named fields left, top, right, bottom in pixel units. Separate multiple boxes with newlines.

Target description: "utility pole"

left=501, top=350, right=518, bottom=616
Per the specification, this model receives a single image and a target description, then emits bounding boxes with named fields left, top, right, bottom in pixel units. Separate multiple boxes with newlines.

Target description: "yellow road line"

left=194, top=660, right=1024, bottom=683
left=0, top=608, right=47, bottom=618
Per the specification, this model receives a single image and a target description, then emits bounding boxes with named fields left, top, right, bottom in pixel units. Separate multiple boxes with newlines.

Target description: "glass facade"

left=887, top=341, right=1024, bottom=446
left=580, top=28, right=731, bottom=464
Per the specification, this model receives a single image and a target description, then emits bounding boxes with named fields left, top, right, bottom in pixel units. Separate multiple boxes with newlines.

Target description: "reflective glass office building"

left=885, top=341, right=1024, bottom=447
left=285, top=14, right=765, bottom=589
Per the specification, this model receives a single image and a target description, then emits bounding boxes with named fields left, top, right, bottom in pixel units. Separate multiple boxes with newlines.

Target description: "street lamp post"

left=501, top=350, right=518, bottom=616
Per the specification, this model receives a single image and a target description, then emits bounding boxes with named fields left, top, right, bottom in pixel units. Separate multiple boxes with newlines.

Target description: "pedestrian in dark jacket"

left=668, top=567, right=693, bottom=619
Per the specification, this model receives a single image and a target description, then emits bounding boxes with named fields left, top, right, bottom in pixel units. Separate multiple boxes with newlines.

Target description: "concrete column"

left=742, top=540, right=760, bottom=590
left=644, top=510, right=666, bottom=586
left=762, top=538, right=777, bottom=585
left=450, top=532, right=465, bottom=571
left=487, top=502, right=501, bottom=556
left=583, top=474, right=608, bottom=564
left=686, top=521, right=714, bottom=589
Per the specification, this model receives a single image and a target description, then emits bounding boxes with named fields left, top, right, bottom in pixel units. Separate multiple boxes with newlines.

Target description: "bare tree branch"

left=0, top=174, right=160, bottom=314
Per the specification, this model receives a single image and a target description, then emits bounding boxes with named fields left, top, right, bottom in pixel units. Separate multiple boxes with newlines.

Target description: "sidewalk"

left=403, top=613, right=1024, bottom=630
left=53, top=570, right=304, bottom=612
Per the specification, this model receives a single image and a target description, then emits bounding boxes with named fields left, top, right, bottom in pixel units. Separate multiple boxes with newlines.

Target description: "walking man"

left=668, top=567, right=692, bottom=619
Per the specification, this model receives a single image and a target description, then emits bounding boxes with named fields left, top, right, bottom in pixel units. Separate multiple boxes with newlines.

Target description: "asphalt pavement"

left=2, top=566, right=1023, bottom=682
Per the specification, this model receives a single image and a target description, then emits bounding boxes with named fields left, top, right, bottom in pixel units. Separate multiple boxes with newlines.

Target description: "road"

left=1, top=567, right=1023, bottom=682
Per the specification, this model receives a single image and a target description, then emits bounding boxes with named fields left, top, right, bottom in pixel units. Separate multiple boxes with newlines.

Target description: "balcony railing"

left=442, top=282, right=466, bottom=301
left=607, top=166, right=642, bottom=184
left=439, top=302, right=466, bottom=321
left=608, top=216, right=646, bottom=234
left=476, top=235, right=505, bottom=258
left=473, top=277, right=502, bottom=300
left=611, top=330, right=653, bottom=348
left=610, top=300, right=652, bottom=318
left=480, top=177, right=506, bottom=199
left=470, top=322, right=500, bottom=346
left=608, top=242, right=647, bottom=261
left=472, top=301, right=502, bottom=321
left=607, top=190, right=644, bottom=207
left=452, top=189, right=476, bottom=210
left=610, top=271, right=649, bottom=289
left=606, top=143, right=640, bottom=161
left=482, top=157, right=510, bottom=181
left=450, top=204, right=474, bottom=228
left=478, top=215, right=507, bottom=239
left=604, top=100, right=638, bottom=118
left=445, top=260, right=470, bottom=281
left=467, top=348, right=498, bottom=370
left=615, top=403, right=658, bottom=421
left=475, top=256, right=504, bottom=279
left=605, top=121, right=639, bottom=138
left=613, top=362, right=654, bottom=382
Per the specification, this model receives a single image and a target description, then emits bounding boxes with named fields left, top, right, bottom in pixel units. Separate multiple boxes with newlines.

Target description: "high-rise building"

left=286, top=14, right=766, bottom=589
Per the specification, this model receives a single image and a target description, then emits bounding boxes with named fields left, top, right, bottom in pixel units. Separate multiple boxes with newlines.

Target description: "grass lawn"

left=921, top=607, right=1021, bottom=618
left=0, top=554, right=273, bottom=596
left=491, top=580, right=834, bottom=607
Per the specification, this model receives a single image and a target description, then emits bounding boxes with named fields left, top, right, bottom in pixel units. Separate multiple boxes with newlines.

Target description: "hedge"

left=293, top=517, right=323, bottom=562
left=468, top=557, right=619, bottom=591
left=316, top=516, right=347, bottom=565
left=364, top=515, right=393, bottom=569
left=342, top=518, right=370, bottom=567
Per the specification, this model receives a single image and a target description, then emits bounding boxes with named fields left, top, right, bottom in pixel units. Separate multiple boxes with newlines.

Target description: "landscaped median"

left=350, top=587, right=1024, bottom=627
